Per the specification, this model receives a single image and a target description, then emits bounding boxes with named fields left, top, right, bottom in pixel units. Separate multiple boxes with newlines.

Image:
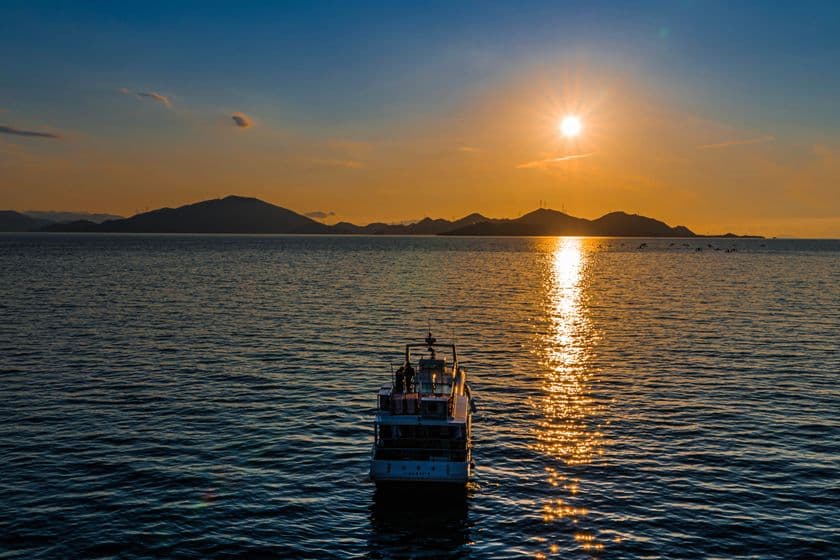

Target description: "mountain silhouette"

left=39, top=219, right=100, bottom=232
left=0, top=211, right=53, bottom=232
left=0, top=195, right=755, bottom=236
left=444, top=208, right=591, bottom=236
left=443, top=208, right=696, bottom=237
left=332, top=212, right=494, bottom=234
left=591, top=211, right=694, bottom=236
left=53, top=195, right=331, bottom=234
left=24, top=210, right=123, bottom=224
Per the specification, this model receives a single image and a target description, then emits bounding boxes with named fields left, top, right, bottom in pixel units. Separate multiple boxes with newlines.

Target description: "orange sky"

left=2, top=65, right=838, bottom=237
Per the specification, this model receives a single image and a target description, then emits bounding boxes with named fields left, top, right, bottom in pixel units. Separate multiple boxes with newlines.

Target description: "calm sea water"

left=1, top=234, right=838, bottom=559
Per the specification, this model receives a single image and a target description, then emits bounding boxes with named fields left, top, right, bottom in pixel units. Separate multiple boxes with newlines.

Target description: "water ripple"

left=1, top=234, right=838, bottom=558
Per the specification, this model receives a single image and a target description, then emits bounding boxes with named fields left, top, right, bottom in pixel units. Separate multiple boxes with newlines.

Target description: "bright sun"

left=559, top=115, right=582, bottom=138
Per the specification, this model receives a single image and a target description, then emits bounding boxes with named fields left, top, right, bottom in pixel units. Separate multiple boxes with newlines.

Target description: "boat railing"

left=384, top=393, right=459, bottom=416
left=384, top=374, right=456, bottom=394
left=385, top=393, right=420, bottom=414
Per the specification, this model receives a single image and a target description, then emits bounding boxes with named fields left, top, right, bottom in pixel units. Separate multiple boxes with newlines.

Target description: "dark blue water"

left=1, top=234, right=838, bottom=558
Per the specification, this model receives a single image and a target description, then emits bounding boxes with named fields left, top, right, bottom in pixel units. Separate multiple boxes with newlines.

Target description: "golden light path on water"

left=535, top=238, right=608, bottom=557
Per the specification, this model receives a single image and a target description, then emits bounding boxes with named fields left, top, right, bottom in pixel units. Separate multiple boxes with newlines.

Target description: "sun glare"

left=559, top=115, right=582, bottom=138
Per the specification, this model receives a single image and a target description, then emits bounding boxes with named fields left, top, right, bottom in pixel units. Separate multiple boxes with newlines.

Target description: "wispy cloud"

left=309, top=158, right=364, bottom=169
left=121, top=88, right=172, bottom=108
left=459, top=146, right=481, bottom=153
left=137, top=91, right=172, bottom=108
left=304, top=210, right=336, bottom=220
left=517, top=152, right=593, bottom=169
left=231, top=112, right=252, bottom=128
left=698, top=135, right=775, bottom=149
left=0, top=125, right=61, bottom=139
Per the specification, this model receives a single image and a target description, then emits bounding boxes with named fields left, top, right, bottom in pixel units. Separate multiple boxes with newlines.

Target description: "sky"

left=1, top=1, right=838, bottom=236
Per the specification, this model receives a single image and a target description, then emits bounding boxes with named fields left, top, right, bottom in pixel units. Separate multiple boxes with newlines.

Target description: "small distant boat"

left=370, top=332, right=475, bottom=485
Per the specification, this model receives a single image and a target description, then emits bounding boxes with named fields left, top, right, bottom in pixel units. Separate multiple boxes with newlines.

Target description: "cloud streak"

left=121, top=88, right=172, bottom=108
left=304, top=210, right=336, bottom=219
left=517, top=152, right=593, bottom=169
left=231, top=112, right=252, bottom=128
left=137, top=91, right=172, bottom=108
left=698, top=135, right=775, bottom=149
left=0, top=125, right=61, bottom=139
left=309, top=158, right=364, bottom=169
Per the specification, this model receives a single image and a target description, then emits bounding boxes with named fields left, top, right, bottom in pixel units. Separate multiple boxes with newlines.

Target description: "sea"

left=1, top=234, right=838, bottom=559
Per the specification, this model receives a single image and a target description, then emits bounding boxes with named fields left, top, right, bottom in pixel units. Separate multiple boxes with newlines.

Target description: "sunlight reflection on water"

left=535, top=238, right=608, bottom=556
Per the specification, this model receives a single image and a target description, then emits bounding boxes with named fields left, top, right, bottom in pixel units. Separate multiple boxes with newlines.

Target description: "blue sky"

left=4, top=1, right=838, bottom=128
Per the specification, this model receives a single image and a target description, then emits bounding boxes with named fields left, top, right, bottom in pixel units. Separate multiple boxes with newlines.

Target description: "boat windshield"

left=416, top=357, right=452, bottom=394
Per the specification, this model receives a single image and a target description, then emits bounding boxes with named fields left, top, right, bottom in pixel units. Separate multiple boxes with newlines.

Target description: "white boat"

left=370, top=332, right=475, bottom=485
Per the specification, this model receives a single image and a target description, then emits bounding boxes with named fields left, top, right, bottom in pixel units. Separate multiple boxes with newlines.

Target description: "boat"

left=370, top=332, right=475, bottom=485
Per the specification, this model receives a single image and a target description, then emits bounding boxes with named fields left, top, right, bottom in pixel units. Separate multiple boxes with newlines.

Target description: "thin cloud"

left=699, top=135, right=775, bottom=149
left=309, top=158, right=364, bottom=169
left=121, top=88, right=172, bottom=108
left=304, top=210, right=336, bottom=220
left=231, top=112, right=252, bottom=128
left=137, top=91, right=172, bottom=108
left=459, top=146, right=481, bottom=153
left=517, top=152, right=593, bottom=169
left=0, top=125, right=61, bottom=139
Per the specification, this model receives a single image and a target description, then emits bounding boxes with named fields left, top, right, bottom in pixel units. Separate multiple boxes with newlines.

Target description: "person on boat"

left=404, top=363, right=415, bottom=393
left=394, top=365, right=405, bottom=393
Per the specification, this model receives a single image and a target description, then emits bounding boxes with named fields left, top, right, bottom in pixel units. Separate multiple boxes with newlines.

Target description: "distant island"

left=0, top=210, right=123, bottom=232
left=0, top=195, right=760, bottom=237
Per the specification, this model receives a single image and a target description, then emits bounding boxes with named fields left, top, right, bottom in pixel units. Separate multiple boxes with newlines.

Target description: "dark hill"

left=40, top=220, right=99, bottom=232
left=514, top=208, right=591, bottom=235
left=443, top=208, right=696, bottom=237
left=450, top=212, right=493, bottom=228
left=328, top=212, right=493, bottom=235
left=82, top=196, right=330, bottom=234
left=589, top=211, right=695, bottom=237
left=25, top=211, right=123, bottom=224
left=0, top=211, right=53, bottom=231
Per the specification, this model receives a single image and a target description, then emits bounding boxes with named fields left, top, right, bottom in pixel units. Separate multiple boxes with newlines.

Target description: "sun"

left=559, top=115, right=582, bottom=138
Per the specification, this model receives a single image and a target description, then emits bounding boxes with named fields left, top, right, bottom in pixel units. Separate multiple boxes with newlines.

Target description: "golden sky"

left=3, top=65, right=837, bottom=237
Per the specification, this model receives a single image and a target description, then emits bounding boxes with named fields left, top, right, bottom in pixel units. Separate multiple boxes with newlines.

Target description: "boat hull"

left=370, top=458, right=470, bottom=484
